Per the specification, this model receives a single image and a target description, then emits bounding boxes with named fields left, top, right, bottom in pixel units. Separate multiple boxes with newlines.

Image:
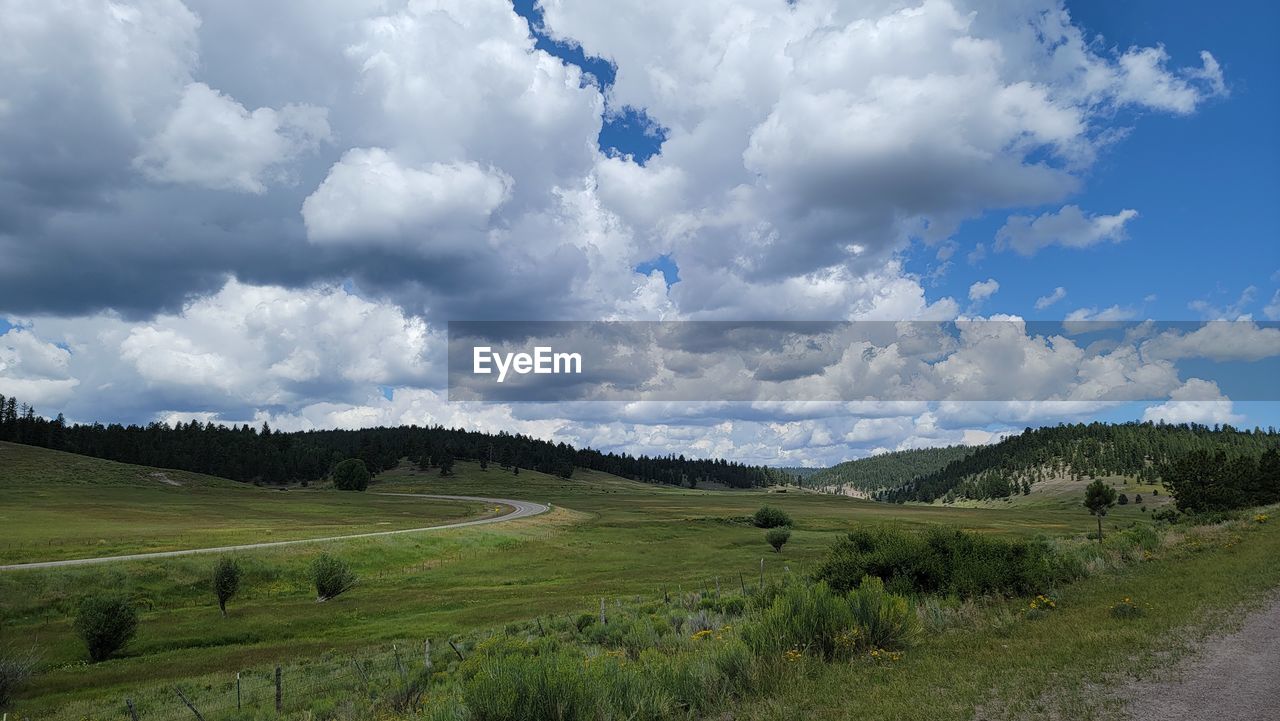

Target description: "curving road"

left=0, top=493, right=549, bottom=572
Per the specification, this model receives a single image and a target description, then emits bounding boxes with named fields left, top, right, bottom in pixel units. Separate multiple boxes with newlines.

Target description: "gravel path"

left=0, top=493, right=549, bottom=571
left=1124, top=593, right=1280, bottom=721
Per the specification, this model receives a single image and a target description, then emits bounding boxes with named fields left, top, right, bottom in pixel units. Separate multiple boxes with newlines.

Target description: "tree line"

left=879, top=421, right=1280, bottom=503
left=0, top=393, right=795, bottom=489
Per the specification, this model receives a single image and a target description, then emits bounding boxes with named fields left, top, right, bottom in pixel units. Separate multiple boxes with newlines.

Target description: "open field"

left=0, top=442, right=495, bottom=564
left=1, top=444, right=1267, bottom=718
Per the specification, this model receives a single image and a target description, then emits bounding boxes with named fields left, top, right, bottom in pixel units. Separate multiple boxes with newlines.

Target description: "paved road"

left=1124, top=592, right=1280, bottom=721
left=0, top=493, right=549, bottom=571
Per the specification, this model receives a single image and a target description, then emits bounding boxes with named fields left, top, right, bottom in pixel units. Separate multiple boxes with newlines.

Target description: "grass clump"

left=752, top=505, right=792, bottom=528
left=310, top=553, right=357, bottom=601
left=814, top=525, right=1070, bottom=597
left=742, top=579, right=918, bottom=662
left=73, top=595, right=138, bottom=662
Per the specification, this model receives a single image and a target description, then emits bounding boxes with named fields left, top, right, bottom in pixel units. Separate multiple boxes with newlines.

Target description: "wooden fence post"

left=236, top=672, right=241, bottom=710
left=125, top=699, right=139, bottom=721
left=759, top=557, right=765, bottom=591
left=174, top=687, right=206, bottom=721
left=739, top=572, right=746, bottom=596
left=424, top=639, right=432, bottom=671
left=599, top=597, right=607, bottom=625
left=449, top=640, right=465, bottom=661
left=274, top=666, right=282, bottom=712
left=393, top=644, right=407, bottom=683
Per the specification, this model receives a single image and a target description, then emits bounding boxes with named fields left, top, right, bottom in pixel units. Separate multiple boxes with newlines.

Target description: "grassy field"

left=0, top=442, right=493, bottom=564
left=0, top=444, right=1258, bottom=719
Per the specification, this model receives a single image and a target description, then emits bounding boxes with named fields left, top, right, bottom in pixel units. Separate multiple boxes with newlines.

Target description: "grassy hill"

left=0, top=442, right=490, bottom=564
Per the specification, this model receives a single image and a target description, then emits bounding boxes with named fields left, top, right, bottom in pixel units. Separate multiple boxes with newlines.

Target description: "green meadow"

left=0, top=442, right=1271, bottom=719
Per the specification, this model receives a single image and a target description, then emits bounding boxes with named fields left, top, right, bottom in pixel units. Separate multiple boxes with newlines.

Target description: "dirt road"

left=0, top=493, right=549, bottom=571
left=1124, top=593, right=1280, bottom=721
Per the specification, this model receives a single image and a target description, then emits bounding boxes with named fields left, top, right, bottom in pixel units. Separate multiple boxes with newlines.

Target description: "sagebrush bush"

left=74, top=595, right=139, bottom=662
left=814, top=525, right=1069, bottom=598
left=742, top=581, right=854, bottom=660
left=310, top=553, right=357, bottom=601
left=846, top=577, right=920, bottom=650
left=0, top=644, right=39, bottom=706
left=752, top=505, right=792, bottom=528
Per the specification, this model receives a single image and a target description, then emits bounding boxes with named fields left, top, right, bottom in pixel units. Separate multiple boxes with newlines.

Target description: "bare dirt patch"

left=1122, top=592, right=1280, bottom=721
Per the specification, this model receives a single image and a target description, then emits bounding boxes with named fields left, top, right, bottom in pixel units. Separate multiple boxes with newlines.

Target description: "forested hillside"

left=804, top=445, right=975, bottom=492
left=881, top=422, right=1280, bottom=503
left=0, top=393, right=795, bottom=489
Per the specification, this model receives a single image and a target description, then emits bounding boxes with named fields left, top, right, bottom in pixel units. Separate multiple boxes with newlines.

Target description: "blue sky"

left=0, top=0, right=1277, bottom=464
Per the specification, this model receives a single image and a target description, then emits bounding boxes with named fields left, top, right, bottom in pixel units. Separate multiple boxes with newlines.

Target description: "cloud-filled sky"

left=1, top=0, right=1277, bottom=466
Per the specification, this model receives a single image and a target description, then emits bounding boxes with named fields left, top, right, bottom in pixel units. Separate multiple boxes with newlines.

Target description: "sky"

left=1, top=0, right=1277, bottom=466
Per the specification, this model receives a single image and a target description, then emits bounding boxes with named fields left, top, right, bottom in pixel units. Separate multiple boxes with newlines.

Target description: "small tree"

left=74, top=595, right=138, bottom=662
left=1083, top=479, right=1117, bottom=544
left=752, top=505, right=793, bottom=528
left=438, top=450, right=455, bottom=477
left=1135, top=493, right=1143, bottom=504
left=1117, top=493, right=1129, bottom=505
left=212, top=557, right=242, bottom=617
left=332, top=458, right=370, bottom=491
left=0, top=644, right=40, bottom=707
left=311, top=553, right=357, bottom=602
left=766, top=527, right=792, bottom=553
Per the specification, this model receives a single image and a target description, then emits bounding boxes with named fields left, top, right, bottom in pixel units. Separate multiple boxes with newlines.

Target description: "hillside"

left=804, top=445, right=975, bottom=493
left=0, top=442, right=489, bottom=564
left=881, top=422, right=1280, bottom=504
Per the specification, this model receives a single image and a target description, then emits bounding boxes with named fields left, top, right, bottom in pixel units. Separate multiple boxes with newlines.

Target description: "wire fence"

left=109, top=644, right=430, bottom=721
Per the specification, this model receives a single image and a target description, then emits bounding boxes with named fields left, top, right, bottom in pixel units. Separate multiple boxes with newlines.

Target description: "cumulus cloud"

left=1141, top=379, right=1242, bottom=426
left=0, top=0, right=1253, bottom=463
left=968, top=279, right=1000, bottom=303
left=996, top=205, right=1138, bottom=256
left=136, top=82, right=330, bottom=193
left=303, top=150, right=512, bottom=247
left=1035, top=287, right=1068, bottom=310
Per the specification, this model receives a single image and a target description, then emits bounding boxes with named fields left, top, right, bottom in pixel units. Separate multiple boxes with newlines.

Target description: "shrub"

left=1117, top=493, right=1129, bottom=505
left=752, top=505, right=792, bottom=528
left=741, top=582, right=854, bottom=661
left=212, top=556, right=242, bottom=617
left=74, top=595, right=139, bottom=662
left=332, top=458, right=370, bottom=491
left=846, top=577, right=920, bottom=651
left=310, top=553, right=357, bottom=601
left=765, top=528, right=791, bottom=553
left=0, top=645, right=39, bottom=707
left=814, top=525, right=1068, bottom=598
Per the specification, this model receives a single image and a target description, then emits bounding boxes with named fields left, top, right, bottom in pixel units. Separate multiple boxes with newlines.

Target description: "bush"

left=212, top=556, right=242, bottom=617
left=74, top=595, right=139, bottom=662
left=752, top=505, right=792, bottom=528
left=846, top=577, right=920, bottom=651
left=1109, top=597, right=1148, bottom=619
left=332, top=458, right=370, bottom=491
left=814, top=525, right=1069, bottom=598
left=0, top=645, right=39, bottom=707
left=742, top=581, right=854, bottom=661
left=310, top=553, right=357, bottom=601
left=765, top=527, right=791, bottom=553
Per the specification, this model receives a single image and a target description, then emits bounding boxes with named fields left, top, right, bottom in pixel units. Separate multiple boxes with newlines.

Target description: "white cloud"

left=1141, top=379, right=1242, bottom=426
left=1034, top=286, right=1067, bottom=310
left=136, top=82, right=330, bottom=193
left=1265, top=290, right=1280, bottom=321
left=0, top=327, right=80, bottom=406
left=996, top=205, right=1138, bottom=256
left=968, top=278, right=1000, bottom=302
left=303, top=149, right=512, bottom=247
